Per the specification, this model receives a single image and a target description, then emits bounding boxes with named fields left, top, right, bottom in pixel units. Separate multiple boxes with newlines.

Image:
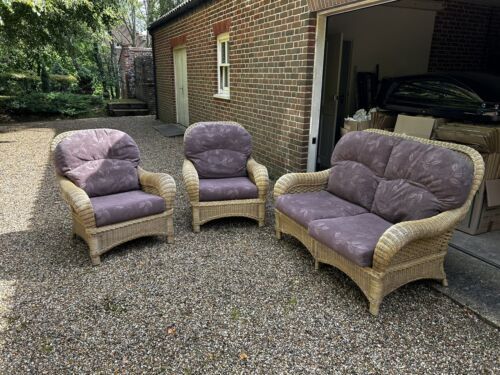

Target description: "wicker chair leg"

left=166, top=216, right=174, bottom=244
left=275, top=229, right=282, bottom=240
left=192, top=206, right=200, bottom=233
left=90, top=255, right=101, bottom=266
left=314, top=259, right=320, bottom=271
left=441, top=278, right=449, bottom=287
left=369, top=301, right=380, bottom=316
left=258, top=203, right=265, bottom=227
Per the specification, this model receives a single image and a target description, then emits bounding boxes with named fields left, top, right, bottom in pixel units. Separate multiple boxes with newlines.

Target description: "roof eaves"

left=148, top=0, right=209, bottom=32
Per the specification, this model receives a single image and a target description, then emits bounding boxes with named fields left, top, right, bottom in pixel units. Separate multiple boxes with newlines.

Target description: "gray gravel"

left=0, top=116, right=498, bottom=374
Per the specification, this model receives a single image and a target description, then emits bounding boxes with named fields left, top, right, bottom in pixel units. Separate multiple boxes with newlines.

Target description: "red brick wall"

left=151, top=0, right=316, bottom=176
left=429, top=0, right=500, bottom=73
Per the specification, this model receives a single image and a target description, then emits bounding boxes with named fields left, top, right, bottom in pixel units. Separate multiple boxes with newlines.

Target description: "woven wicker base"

left=275, top=209, right=448, bottom=315
left=191, top=199, right=265, bottom=232
left=72, top=209, right=174, bottom=265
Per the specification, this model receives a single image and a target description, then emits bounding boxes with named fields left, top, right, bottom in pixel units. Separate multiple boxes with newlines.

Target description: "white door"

left=173, top=47, right=189, bottom=126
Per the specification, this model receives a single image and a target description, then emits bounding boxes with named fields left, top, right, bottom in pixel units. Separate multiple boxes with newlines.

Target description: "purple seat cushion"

left=275, top=190, right=367, bottom=227
left=372, top=138, right=474, bottom=223
left=90, top=190, right=165, bottom=227
left=199, top=177, right=258, bottom=201
left=308, top=213, right=393, bottom=267
left=184, top=122, right=252, bottom=178
left=54, top=129, right=140, bottom=197
left=327, top=132, right=398, bottom=210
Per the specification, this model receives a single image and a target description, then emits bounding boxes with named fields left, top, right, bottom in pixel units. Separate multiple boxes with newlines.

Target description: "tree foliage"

left=0, top=0, right=179, bottom=98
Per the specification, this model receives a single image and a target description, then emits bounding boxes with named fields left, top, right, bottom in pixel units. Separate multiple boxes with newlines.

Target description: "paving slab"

left=450, top=230, right=500, bottom=267
left=434, top=247, right=500, bottom=327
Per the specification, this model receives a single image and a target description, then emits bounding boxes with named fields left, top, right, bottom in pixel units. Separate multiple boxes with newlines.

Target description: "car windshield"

left=390, top=80, right=483, bottom=108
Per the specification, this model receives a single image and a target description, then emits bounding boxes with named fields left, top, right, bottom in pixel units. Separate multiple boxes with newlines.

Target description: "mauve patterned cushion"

left=308, top=213, right=393, bottom=267
left=184, top=122, right=252, bottom=178
left=326, top=161, right=380, bottom=210
left=90, top=190, right=165, bottom=227
left=372, top=138, right=473, bottom=223
left=54, top=129, right=140, bottom=197
left=275, top=190, right=367, bottom=227
left=327, top=132, right=397, bottom=210
left=199, top=177, right=258, bottom=201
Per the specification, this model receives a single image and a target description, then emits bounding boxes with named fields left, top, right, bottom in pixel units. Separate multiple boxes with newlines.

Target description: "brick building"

left=149, top=0, right=500, bottom=176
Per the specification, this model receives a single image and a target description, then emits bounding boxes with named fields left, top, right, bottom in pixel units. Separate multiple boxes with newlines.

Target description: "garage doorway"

left=317, top=31, right=352, bottom=170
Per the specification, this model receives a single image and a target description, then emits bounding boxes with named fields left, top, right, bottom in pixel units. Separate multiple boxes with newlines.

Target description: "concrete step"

left=109, top=108, right=150, bottom=116
left=107, top=102, right=148, bottom=110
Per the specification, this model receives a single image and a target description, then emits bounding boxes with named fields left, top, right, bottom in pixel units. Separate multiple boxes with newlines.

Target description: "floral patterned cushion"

left=90, top=190, right=165, bottom=227
left=327, top=131, right=474, bottom=222
left=308, top=213, right=393, bottom=267
left=275, top=190, right=367, bottom=227
left=184, top=122, right=252, bottom=178
left=54, top=129, right=140, bottom=197
left=199, top=177, right=258, bottom=201
left=327, top=132, right=397, bottom=210
left=372, top=138, right=473, bottom=223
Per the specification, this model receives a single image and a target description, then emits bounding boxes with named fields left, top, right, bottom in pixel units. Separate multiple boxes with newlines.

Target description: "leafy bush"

left=3, top=92, right=104, bottom=117
left=0, top=72, right=40, bottom=95
left=49, top=74, right=78, bottom=92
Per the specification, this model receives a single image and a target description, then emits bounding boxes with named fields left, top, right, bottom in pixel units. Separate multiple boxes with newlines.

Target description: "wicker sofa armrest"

left=372, top=206, right=468, bottom=272
left=274, top=169, right=331, bottom=199
left=57, top=175, right=96, bottom=228
left=138, top=167, right=176, bottom=209
left=182, top=159, right=200, bottom=204
left=247, top=157, right=269, bottom=200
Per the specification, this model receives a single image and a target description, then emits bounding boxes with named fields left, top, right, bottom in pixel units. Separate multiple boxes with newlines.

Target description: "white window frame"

left=214, top=32, right=230, bottom=100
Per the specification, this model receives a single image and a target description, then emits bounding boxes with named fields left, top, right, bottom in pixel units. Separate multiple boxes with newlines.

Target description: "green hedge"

left=0, top=72, right=40, bottom=95
left=3, top=92, right=104, bottom=116
left=0, top=72, right=79, bottom=95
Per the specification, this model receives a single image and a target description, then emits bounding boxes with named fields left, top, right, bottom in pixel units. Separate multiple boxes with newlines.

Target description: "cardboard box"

left=340, top=127, right=349, bottom=137
left=371, top=111, right=397, bottom=130
left=394, top=114, right=439, bottom=139
left=485, top=179, right=500, bottom=208
left=343, top=119, right=371, bottom=132
left=457, top=180, right=500, bottom=235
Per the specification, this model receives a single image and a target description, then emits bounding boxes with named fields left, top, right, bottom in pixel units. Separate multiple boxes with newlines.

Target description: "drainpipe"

left=151, top=32, right=159, bottom=119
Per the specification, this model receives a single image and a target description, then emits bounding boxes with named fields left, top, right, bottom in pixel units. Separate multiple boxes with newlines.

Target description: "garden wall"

left=135, top=56, right=156, bottom=114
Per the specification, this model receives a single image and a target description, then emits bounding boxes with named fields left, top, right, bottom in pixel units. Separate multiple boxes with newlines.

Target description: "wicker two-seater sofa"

left=274, top=130, right=484, bottom=315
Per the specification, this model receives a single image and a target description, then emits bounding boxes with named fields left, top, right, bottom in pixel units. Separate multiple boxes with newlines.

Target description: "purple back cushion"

left=327, top=131, right=473, bottom=223
left=184, top=122, right=252, bottom=178
left=54, top=129, right=141, bottom=197
left=326, top=132, right=397, bottom=210
left=372, top=139, right=473, bottom=223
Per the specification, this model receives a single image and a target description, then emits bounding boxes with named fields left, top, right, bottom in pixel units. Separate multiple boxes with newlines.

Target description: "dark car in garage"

left=377, top=72, right=500, bottom=123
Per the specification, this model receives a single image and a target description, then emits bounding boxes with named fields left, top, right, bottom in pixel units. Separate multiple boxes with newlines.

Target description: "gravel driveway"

left=0, top=116, right=498, bottom=373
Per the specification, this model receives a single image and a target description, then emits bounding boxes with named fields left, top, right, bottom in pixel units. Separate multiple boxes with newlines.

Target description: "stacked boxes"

left=433, top=123, right=500, bottom=234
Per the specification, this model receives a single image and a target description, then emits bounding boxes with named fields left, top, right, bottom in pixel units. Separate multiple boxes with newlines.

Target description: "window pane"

left=221, top=42, right=226, bottom=64
left=226, top=41, right=229, bottom=63
left=220, top=66, right=224, bottom=90
left=224, top=66, right=229, bottom=89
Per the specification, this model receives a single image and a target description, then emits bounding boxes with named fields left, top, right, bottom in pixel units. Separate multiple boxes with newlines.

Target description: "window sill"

left=213, top=93, right=230, bottom=101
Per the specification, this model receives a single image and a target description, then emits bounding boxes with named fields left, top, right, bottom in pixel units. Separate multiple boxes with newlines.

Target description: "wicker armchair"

left=182, top=122, right=269, bottom=232
left=51, top=129, right=176, bottom=265
left=274, top=130, right=484, bottom=315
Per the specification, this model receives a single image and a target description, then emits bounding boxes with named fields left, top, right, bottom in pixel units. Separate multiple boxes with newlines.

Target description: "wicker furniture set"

left=51, top=123, right=483, bottom=315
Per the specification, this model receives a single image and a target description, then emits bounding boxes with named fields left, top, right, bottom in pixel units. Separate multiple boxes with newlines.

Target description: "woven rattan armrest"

left=373, top=207, right=467, bottom=272
left=57, top=175, right=96, bottom=228
left=274, top=169, right=331, bottom=199
left=247, top=157, right=269, bottom=200
left=138, top=167, right=176, bottom=209
left=182, top=159, right=200, bottom=204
